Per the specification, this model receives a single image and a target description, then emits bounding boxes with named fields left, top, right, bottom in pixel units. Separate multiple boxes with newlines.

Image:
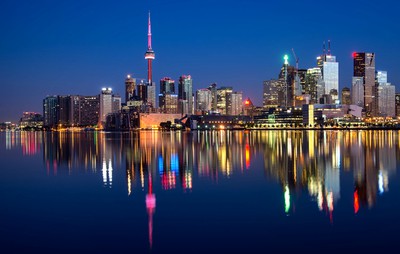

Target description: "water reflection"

left=3, top=130, right=399, bottom=248
left=6, top=130, right=398, bottom=208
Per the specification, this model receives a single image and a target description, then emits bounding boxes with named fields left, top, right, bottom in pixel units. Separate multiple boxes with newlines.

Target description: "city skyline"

left=1, top=0, right=400, bottom=122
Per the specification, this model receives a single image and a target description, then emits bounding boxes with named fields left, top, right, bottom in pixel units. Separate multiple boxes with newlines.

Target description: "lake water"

left=1, top=130, right=399, bottom=253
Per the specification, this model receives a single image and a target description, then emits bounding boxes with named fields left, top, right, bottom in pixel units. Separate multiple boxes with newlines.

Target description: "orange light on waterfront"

left=354, top=190, right=359, bottom=214
left=245, top=143, right=250, bottom=169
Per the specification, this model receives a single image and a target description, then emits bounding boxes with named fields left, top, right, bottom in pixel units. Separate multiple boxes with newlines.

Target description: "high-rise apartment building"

left=396, top=93, right=400, bottom=117
left=178, top=75, right=193, bottom=115
left=160, top=77, right=175, bottom=94
left=159, top=77, right=177, bottom=113
left=70, top=95, right=100, bottom=126
left=43, top=96, right=58, bottom=128
left=164, top=94, right=178, bottom=114
left=112, top=95, right=121, bottom=113
left=228, top=92, right=243, bottom=115
left=208, top=83, right=218, bottom=111
left=377, top=83, right=395, bottom=117
left=376, top=71, right=395, bottom=117
left=99, top=88, right=113, bottom=126
left=263, top=79, right=284, bottom=109
left=57, top=95, right=70, bottom=126
left=217, top=87, right=233, bottom=115
left=196, top=89, right=212, bottom=113
left=78, top=96, right=100, bottom=126
left=125, top=75, right=136, bottom=103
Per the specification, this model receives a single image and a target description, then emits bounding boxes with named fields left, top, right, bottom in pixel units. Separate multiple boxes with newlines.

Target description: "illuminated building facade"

left=178, top=75, right=193, bottom=115
left=112, top=95, right=121, bottom=113
left=351, top=77, right=364, bottom=107
left=159, top=77, right=176, bottom=113
left=376, top=70, right=387, bottom=83
left=160, top=77, right=175, bottom=94
left=19, top=112, right=43, bottom=129
left=125, top=75, right=136, bottom=103
left=353, top=52, right=376, bottom=116
left=99, top=88, right=113, bottom=126
left=208, top=83, right=218, bottom=112
left=341, top=87, right=351, bottom=105
left=196, top=88, right=212, bottom=113
left=396, top=93, right=400, bottom=117
left=377, top=83, right=395, bottom=117
left=159, top=94, right=178, bottom=114
left=70, top=95, right=100, bottom=126
left=43, top=96, right=58, bottom=128
left=318, top=54, right=339, bottom=98
left=217, top=86, right=233, bottom=115
left=279, top=62, right=296, bottom=107
left=57, top=95, right=70, bottom=127
left=228, top=91, right=243, bottom=115
left=263, top=79, right=284, bottom=109
left=145, top=12, right=155, bottom=84
left=305, top=67, right=323, bottom=104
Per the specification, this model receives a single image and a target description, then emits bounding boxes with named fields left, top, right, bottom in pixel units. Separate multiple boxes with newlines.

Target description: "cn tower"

left=144, top=12, right=155, bottom=84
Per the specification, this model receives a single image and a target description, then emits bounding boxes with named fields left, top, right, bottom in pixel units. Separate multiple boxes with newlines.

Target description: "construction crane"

left=291, top=48, right=302, bottom=96
left=291, top=48, right=299, bottom=71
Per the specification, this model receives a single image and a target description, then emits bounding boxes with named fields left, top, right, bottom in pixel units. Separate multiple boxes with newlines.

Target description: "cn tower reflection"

left=146, top=170, right=156, bottom=249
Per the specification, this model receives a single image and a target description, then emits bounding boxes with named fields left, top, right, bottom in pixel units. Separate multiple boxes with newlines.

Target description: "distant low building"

left=19, top=112, right=43, bottom=129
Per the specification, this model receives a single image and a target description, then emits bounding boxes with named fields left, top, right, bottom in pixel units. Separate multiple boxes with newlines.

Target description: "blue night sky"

left=1, top=0, right=399, bottom=122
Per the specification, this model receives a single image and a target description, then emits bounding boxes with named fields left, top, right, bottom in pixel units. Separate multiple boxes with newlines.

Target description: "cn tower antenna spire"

left=144, top=10, right=155, bottom=85
left=148, top=11, right=152, bottom=50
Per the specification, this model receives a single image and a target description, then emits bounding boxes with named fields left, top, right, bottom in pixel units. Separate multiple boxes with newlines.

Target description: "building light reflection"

left=284, top=185, right=290, bottom=214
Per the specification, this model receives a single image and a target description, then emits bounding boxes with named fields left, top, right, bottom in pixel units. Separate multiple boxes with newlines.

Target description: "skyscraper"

left=228, top=92, right=243, bottom=115
left=377, top=84, right=395, bottom=117
left=159, top=77, right=177, bottom=113
left=178, top=75, right=193, bottom=115
left=99, top=88, right=113, bottom=126
left=317, top=42, right=339, bottom=98
left=352, top=77, right=364, bottom=107
left=112, top=95, right=121, bottom=113
left=78, top=96, right=100, bottom=126
left=396, top=93, right=400, bottom=117
left=70, top=95, right=100, bottom=126
left=160, top=77, right=175, bottom=94
left=163, top=94, right=178, bottom=114
left=43, top=96, right=58, bottom=128
left=146, top=85, right=156, bottom=110
left=263, top=79, right=284, bottom=109
left=376, top=70, right=387, bottom=83
left=279, top=56, right=296, bottom=107
left=125, top=75, right=136, bottom=103
left=217, top=87, right=233, bottom=115
left=376, top=71, right=395, bottom=117
left=196, top=89, right=212, bottom=113
left=305, top=67, right=323, bottom=104
left=353, top=52, right=376, bottom=115
left=208, top=83, right=218, bottom=111
left=57, top=95, right=70, bottom=126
